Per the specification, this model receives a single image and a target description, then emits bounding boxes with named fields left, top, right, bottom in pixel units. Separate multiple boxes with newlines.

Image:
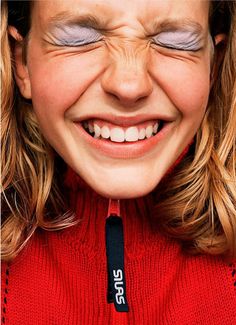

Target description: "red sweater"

left=2, top=170, right=236, bottom=325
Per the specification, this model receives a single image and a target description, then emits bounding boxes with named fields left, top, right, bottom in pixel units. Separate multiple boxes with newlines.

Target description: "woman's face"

left=18, top=0, right=213, bottom=198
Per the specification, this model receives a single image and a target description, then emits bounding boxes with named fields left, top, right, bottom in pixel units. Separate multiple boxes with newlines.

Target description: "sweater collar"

left=62, top=168, right=166, bottom=259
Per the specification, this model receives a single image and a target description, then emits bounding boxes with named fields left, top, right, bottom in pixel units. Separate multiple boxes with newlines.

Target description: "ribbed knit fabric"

left=1, top=169, right=236, bottom=325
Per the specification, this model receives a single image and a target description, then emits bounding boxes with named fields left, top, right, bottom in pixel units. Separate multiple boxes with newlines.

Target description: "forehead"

left=33, top=0, right=210, bottom=32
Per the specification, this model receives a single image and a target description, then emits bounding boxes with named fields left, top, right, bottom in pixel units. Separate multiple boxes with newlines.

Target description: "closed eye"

left=152, top=30, right=203, bottom=52
left=48, top=25, right=103, bottom=47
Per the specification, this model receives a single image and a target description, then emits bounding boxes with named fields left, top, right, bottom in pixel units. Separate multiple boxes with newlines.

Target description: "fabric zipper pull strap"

left=105, top=199, right=129, bottom=312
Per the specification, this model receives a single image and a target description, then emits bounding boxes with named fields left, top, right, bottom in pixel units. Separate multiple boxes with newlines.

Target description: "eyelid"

left=152, top=30, right=202, bottom=51
left=50, top=25, right=103, bottom=46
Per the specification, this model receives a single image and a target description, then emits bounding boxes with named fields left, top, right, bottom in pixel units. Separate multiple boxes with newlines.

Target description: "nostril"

left=104, top=82, right=153, bottom=106
left=101, top=66, right=153, bottom=106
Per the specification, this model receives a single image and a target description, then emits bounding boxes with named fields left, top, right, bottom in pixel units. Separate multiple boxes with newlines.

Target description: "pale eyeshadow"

left=51, top=25, right=102, bottom=46
left=154, top=30, right=202, bottom=50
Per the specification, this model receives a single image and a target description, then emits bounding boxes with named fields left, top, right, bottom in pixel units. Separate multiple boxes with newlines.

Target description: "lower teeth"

left=94, top=135, right=151, bottom=142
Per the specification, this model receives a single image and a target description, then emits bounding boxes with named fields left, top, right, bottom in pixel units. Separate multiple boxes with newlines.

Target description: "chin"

left=86, top=177, right=158, bottom=200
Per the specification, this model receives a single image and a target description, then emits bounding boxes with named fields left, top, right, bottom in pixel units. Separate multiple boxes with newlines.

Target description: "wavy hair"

left=154, top=1, right=236, bottom=258
left=1, top=1, right=236, bottom=261
left=1, top=1, right=76, bottom=261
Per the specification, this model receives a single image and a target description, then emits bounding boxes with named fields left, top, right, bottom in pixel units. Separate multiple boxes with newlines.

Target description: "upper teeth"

left=83, top=121, right=159, bottom=142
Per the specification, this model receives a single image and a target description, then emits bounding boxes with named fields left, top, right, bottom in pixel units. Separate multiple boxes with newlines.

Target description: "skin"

left=13, top=0, right=217, bottom=199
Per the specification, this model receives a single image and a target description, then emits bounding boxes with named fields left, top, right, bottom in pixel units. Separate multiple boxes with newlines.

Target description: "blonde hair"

left=155, top=1, right=236, bottom=258
left=1, top=1, right=236, bottom=261
left=1, top=1, right=76, bottom=261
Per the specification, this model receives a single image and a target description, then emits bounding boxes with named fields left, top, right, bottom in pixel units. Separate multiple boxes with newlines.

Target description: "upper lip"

left=73, top=113, right=175, bottom=127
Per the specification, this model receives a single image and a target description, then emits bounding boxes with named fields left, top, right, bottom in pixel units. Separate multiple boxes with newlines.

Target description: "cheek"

left=149, top=53, right=211, bottom=115
left=28, top=50, right=105, bottom=117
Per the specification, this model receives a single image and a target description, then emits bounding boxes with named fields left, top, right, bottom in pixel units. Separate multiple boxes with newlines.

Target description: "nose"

left=101, top=44, right=153, bottom=108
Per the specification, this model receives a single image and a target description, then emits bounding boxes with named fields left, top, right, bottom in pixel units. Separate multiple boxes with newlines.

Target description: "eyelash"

left=51, top=33, right=200, bottom=52
left=53, top=39, right=200, bottom=53
left=151, top=37, right=201, bottom=52
left=152, top=42, right=201, bottom=52
left=55, top=39, right=103, bottom=48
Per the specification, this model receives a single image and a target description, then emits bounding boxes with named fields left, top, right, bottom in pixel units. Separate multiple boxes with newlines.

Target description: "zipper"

left=105, top=199, right=129, bottom=312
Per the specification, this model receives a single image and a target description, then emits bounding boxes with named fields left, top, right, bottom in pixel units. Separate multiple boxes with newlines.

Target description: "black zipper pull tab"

left=105, top=199, right=129, bottom=312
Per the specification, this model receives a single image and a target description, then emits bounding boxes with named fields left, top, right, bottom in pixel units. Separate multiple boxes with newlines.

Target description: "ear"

left=210, top=33, right=227, bottom=86
left=8, top=26, right=32, bottom=99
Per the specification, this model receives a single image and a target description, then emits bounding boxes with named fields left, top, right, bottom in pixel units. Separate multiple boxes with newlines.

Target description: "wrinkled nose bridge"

left=101, top=39, right=153, bottom=104
left=109, top=39, right=149, bottom=74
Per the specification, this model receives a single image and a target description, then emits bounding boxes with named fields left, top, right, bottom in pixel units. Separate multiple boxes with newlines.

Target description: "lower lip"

left=74, top=122, right=173, bottom=159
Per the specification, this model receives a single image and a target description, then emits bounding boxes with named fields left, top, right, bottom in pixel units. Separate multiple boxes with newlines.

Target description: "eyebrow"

left=47, top=11, right=204, bottom=36
left=47, top=11, right=107, bottom=31
left=151, top=18, right=204, bottom=36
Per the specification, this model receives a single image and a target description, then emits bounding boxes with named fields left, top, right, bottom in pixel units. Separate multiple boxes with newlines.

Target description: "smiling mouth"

left=74, top=116, right=173, bottom=159
left=81, top=119, right=164, bottom=143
